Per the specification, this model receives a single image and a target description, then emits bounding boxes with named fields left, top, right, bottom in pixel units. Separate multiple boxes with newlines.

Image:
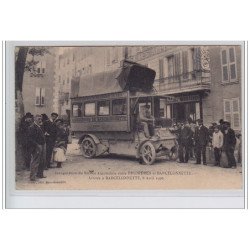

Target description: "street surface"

left=16, top=140, right=243, bottom=190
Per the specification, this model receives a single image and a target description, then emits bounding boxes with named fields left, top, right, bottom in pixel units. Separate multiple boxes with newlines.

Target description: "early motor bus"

left=70, top=60, right=178, bottom=165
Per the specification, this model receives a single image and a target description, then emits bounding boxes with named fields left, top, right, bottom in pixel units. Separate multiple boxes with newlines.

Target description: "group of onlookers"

left=172, top=118, right=241, bottom=168
left=18, top=112, right=69, bottom=181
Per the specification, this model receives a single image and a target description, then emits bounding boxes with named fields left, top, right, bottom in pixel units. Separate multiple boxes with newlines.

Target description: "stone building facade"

left=53, top=45, right=242, bottom=131
left=22, top=47, right=56, bottom=116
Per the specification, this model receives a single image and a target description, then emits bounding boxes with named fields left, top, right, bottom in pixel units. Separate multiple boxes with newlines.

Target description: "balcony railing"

left=154, top=70, right=211, bottom=94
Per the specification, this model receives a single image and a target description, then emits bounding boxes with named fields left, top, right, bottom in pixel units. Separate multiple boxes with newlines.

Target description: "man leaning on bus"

left=139, top=104, right=155, bottom=138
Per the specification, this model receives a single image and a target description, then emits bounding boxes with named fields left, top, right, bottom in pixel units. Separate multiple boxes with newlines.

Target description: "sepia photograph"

left=10, top=43, right=244, bottom=194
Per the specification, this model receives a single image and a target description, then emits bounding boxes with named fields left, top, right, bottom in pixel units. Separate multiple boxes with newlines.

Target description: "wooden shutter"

left=174, top=53, right=181, bottom=77
left=35, top=87, right=41, bottom=105
left=193, top=47, right=201, bottom=71
left=223, top=99, right=232, bottom=124
left=232, top=98, right=240, bottom=130
left=159, top=59, right=164, bottom=83
left=221, top=49, right=229, bottom=82
left=229, top=47, right=237, bottom=81
left=182, top=50, right=188, bottom=79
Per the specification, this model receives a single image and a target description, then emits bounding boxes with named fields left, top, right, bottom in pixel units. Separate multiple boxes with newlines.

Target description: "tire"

left=169, top=146, right=178, bottom=161
left=81, top=137, right=97, bottom=158
left=140, top=142, right=156, bottom=165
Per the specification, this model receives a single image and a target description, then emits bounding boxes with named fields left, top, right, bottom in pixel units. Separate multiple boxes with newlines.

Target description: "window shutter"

left=35, top=87, right=41, bottom=105
left=182, top=50, right=188, bottom=79
left=232, top=98, right=240, bottom=129
left=41, top=88, right=45, bottom=105
left=193, top=47, right=201, bottom=71
left=223, top=99, right=232, bottom=124
left=159, top=59, right=164, bottom=82
left=221, top=49, right=229, bottom=82
left=174, top=53, right=181, bottom=76
left=229, top=47, right=237, bottom=81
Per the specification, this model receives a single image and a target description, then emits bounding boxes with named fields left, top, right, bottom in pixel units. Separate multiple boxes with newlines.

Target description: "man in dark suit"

left=178, top=121, right=193, bottom=163
left=42, top=113, right=58, bottom=169
left=18, top=113, right=33, bottom=170
left=222, top=121, right=237, bottom=168
left=194, top=119, right=209, bottom=165
left=28, top=115, right=46, bottom=181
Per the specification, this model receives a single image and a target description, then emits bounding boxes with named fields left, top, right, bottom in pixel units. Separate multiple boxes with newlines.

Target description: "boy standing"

left=212, top=125, right=224, bottom=166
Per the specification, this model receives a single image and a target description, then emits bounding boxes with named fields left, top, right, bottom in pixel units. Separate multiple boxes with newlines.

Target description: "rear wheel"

left=141, top=142, right=156, bottom=165
left=81, top=137, right=97, bottom=158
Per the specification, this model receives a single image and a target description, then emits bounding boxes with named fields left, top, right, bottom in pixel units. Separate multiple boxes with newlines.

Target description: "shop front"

left=160, top=93, right=202, bottom=123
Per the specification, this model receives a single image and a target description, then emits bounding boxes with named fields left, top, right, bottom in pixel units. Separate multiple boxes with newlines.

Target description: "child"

left=212, top=125, right=224, bottom=166
left=53, top=122, right=68, bottom=168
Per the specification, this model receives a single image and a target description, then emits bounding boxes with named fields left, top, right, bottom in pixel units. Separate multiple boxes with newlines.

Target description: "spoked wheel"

left=140, top=142, right=156, bottom=165
left=81, top=137, right=97, bottom=158
left=168, top=146, right=178, bottom=161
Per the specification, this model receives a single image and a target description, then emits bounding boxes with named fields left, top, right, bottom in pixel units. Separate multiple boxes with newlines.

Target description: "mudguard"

left=78, top=134, right=100, bottom=145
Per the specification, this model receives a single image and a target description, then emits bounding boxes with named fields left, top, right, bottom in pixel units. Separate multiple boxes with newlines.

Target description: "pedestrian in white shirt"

left=212, top=125, right=224, bottom=166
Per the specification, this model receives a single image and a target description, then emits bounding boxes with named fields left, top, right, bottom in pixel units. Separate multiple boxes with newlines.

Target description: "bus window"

left=112, top=99, right=127, bottom=115
left=72, top=103, right=82, bottom=117
left=84, top=102, right=96, bottom=116
left=97, top=100, right=110, bottom=116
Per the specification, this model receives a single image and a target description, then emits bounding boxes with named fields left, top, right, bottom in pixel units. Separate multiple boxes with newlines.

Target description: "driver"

left=139, top=104, right=155, bottom=138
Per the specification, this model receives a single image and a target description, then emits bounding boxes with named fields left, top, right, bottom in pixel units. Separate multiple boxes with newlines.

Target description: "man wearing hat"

left=45, top=112, right=59, bottom=168
left=222, top=121, right=237, bottom=168
left=28, top=115, right=46, bottom=181
left=18, top=112, right=34, bottom=170
left=194, top=119, right=209, bottom=165
left=138, top=104, right=154, bottom=138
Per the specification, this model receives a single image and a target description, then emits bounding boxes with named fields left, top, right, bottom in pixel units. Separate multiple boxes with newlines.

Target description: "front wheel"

left=140, top=142, right=156, bottom=165
left=81, top=137, right=97, bottom=158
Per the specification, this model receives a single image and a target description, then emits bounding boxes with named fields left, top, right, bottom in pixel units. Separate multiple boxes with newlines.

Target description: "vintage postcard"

left=5, top=42, right=245, bottom=208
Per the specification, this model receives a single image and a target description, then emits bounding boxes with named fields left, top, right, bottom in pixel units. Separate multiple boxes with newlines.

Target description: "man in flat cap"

left=194, top=119, right=209, bottom=165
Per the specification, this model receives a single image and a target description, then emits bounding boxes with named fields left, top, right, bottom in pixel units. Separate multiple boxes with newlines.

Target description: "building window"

left=159, top=59, right=164, bottom=83
left=223, top=98, right=240, bottom=130
left=221, top=47, right=237, bottom=83
left=37, top=61, right=46, bottom=74
left=97, top=100, right=110, bottom=116
left=35, top=87, right=45, bottom=106
left=112, top=99, right=127, bottom=115
left=58, top=75, right=61, bottom=82
left=182, top=50, right=189, bottom=79
left=84, top=102, right=96, bottom=116
left=72, top=103, right=82, bottom=117
left=167, top=55, right=174, bottom=78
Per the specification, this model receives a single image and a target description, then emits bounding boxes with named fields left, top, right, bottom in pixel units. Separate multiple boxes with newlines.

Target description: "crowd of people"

left=18, top=112, right=70, bottom=181
left=171, top=118, right=241, bottom=168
